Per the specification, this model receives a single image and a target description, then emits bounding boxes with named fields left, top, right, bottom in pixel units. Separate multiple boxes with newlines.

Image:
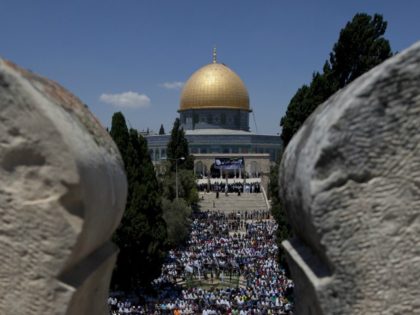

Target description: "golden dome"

left=179, top=62, right=250, bottom=112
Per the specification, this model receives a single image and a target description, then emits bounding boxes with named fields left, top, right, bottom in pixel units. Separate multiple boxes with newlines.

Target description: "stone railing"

left=0, top=59, right=127, bottom=314
left=279, top=42, right=420, bottom=314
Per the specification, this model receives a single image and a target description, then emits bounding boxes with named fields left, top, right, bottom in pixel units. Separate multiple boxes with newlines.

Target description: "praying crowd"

left=109, top=210, right=294, bottom=314
left=222, top=210, right=271, bottom=222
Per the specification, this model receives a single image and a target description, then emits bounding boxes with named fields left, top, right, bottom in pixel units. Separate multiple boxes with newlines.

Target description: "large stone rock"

left=280, top=42, right=420, bottom=314
left=0, top=59, right=127, bottom=314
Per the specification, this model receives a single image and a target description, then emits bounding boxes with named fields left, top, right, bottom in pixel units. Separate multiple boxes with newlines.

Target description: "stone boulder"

left=280, top=42, right=420, bottom=314
left=0, top=59, right=127, bottom=314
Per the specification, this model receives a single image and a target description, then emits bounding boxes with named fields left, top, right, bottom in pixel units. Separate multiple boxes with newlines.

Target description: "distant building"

left=146, top=49, right=282, bottom=190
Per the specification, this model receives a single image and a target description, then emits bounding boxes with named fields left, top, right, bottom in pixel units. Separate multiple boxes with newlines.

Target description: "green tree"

left=159, top=118, right=198, bottom=246
left=163, top=118, right=197, bottom=204
left=329, top=13, right=392, bottom=89
left=110, top=112, right=167, bottom=291
left=280, top=13, right=392, bottom=147
left=110, top=112, right=129, bottom=166
left=166, top=118, right=194, bottom=171
left=161, top=198, right=192, bottom=247
left=162, top=168, right=199, bottom=205
left=159, top=124, right=165, bottom=135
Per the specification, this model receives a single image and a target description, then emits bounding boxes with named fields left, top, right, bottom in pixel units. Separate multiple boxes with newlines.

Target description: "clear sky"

left=1, top=1, right=419, bottom=135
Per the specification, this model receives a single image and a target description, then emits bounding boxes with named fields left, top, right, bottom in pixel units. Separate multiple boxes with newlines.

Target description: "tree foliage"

left=161, top=168, right=199, bottom=205
left=158, top=118, right=198, bottom=247
left=329, top=13, right=392, bottom=89
left=163, top=118, right=197, bottom=204
left=162, top=198, right=192, bottom=247
left=110, top=112, right=129, bottom=165
left=110, top=112, right=167, bottom=291
left=280, top=13, right=392, bottom=147
left=166, top=118, right=194, bottom=171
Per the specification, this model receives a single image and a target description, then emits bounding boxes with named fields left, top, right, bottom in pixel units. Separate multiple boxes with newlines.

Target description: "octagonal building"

left=179, top=60, right=251, bottom=131
left=146, top=50, right=282, bottom=187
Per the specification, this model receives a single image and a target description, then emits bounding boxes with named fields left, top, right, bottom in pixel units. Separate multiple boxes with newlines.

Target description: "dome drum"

left=180, top=108, right=250, bottom=131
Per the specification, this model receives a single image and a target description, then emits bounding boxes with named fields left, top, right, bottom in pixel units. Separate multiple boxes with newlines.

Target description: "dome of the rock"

left=146, top=49, right=282, bottom=188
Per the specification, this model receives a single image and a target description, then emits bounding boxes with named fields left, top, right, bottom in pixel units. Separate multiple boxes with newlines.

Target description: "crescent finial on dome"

left=213, top=47, right=217, bottom=63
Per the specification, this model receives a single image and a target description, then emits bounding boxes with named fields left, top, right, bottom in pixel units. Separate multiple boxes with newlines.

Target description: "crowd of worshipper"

left=197, top=182, right=261, bottom=194
left=223, top=210, right=271, bottom=222
left=108, top=210, right=294, bottom=315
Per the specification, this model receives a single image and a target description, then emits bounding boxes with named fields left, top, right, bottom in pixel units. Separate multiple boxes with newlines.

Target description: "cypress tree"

left=159, top=124, right=165, bottom=135
left=110, top=112, right=130, bottom=166
left=110, top=112, right=166, bottom=291
left=166, top=118, right=194, bottom=171
left=160, top=118, right=198, bottom=245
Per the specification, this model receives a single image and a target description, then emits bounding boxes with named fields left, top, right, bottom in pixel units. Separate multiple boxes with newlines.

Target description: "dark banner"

left=214, top=157, right=244, bottom=170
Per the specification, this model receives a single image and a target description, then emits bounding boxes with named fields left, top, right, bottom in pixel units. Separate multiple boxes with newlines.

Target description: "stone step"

left=198, top=192, right=268, bottom=212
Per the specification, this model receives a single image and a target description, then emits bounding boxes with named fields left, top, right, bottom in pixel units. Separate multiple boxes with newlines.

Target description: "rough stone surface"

left=0, top=59, right=127, bottom=314
left=280, top=42, right=420, bottom=315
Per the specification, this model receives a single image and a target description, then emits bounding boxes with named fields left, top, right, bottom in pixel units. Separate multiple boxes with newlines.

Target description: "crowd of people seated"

left=224, top=210, right=270, bottom=222
left=108, top=210, right=293, bottom=314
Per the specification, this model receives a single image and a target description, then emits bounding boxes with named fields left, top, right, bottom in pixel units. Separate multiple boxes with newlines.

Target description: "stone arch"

left=250, top=161, right=259, bottom=177
left=195, top=161, right=204, bottom=177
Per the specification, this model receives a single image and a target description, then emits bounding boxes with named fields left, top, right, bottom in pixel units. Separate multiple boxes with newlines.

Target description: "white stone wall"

left=280, top=42, right=420, bottom=315
left=0, top=59, right=127, bottom=315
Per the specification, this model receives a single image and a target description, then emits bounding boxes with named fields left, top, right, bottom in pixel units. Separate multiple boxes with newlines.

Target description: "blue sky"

left=1, top=1, right=419, bottom=134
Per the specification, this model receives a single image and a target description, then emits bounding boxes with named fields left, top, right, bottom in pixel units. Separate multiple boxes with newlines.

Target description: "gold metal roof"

left=179, top=62, right=250, bottom=112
